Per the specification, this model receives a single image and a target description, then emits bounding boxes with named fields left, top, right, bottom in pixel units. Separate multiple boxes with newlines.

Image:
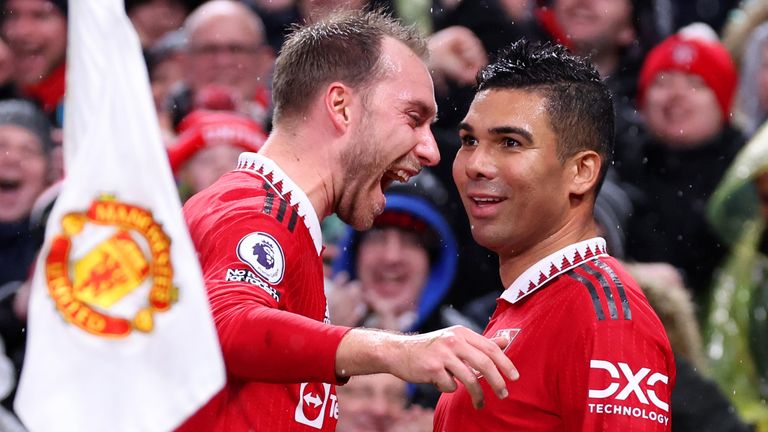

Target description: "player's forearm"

left=334, top=328, right=403, bottom=378
left=218, top=306, right=351, bottom=383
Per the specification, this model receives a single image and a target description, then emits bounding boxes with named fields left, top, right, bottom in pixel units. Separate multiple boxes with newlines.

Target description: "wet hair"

left=272, top=8, right=427, bottom=124
left=477, top=40, right=615, bottom=187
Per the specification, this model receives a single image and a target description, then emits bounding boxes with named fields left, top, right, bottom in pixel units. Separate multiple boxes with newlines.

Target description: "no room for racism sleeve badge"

left=44, top=195, right=177, bottom=338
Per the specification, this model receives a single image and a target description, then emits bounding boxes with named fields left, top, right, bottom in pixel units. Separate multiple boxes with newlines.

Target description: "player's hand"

left=388, top=326, right=518, bottom=409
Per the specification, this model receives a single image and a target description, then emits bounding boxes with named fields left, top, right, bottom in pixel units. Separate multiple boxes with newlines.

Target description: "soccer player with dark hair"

left=433, top=40, right=676, bottom=431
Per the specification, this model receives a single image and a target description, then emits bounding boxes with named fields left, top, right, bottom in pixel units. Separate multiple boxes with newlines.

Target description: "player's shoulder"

left=186, top=171, right=302, bottom=235
left=559, top=257, right=655, bottom=328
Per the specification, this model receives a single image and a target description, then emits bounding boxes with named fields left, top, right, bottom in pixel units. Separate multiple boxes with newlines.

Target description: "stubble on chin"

left=348, top=199, right=384, bottom=231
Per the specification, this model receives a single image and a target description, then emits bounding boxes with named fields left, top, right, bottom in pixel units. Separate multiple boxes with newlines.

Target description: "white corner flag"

left=14, top=1, right=225, bottom=431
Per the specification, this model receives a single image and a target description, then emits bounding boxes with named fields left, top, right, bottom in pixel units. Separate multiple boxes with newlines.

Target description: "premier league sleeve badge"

left=236, top=232, right=286, bottom=285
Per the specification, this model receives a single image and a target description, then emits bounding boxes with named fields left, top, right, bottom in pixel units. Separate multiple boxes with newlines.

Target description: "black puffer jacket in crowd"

left=622, top=126, right=746, bottom=302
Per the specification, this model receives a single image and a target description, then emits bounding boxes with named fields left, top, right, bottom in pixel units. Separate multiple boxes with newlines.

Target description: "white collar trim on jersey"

left=500, top=237, right=608, bottom=304
left=235, top=152, right=323, bottom=256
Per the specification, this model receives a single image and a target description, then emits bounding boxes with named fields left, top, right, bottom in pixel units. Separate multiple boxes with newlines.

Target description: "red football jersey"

left=178, top=153, right=350, bottom=431
left=434, top=238, right=676, bottom=431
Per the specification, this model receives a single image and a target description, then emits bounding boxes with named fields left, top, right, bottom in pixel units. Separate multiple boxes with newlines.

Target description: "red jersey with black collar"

left=434, top=238, right=676, bottom=431
left=178, top=153, right=350, bottom=431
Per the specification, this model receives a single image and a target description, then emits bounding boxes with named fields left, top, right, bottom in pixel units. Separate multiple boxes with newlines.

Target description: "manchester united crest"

left=45, top=195, right=178, bottom=338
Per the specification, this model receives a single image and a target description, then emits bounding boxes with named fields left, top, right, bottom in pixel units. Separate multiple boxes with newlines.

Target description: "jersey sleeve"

left=560, top=309, right=677, bottom=431
left=187, top=198, right=351, bottom=384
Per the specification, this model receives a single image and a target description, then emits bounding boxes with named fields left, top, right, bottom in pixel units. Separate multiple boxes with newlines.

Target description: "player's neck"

left=498, top=218, right=599, bottom=288
left=258, top=129, right=335, bottom=222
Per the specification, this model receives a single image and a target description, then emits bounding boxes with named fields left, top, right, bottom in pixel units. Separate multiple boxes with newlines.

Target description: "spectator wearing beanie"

left=1, top=0, right=67, bottom=126
left=329, top=170, right=462, bottom=335
left=621, top=23, right=746, bottom=304
left=0, top=100, right=54, bottom=409
left=168, top=110, right=266, bottom=201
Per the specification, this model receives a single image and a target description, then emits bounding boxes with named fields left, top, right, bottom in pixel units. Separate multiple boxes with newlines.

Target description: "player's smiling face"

left=335, top=37, right=439, bottom=230
left=453, top=88, right=571, bottom=258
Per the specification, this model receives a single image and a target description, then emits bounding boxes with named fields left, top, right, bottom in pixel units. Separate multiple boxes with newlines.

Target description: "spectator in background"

left=336, top=373, right=433, bottom=432
left=167, top=110, right=266, bottom=202
left=733, top=21, right=768, bottom=138
left=0, top=99, right=54, bottom=410
left=535, top=0, right=670, bottom=174
left=1, top=0, right=67, bottom=126
left=330, top=171, right=464, bottom=334
left=125, top=0, right=194, bottom=51
left=622, top=23, right=743, bottom=303
left=168, top=0, right=275, bottom=129
left=543, top=0, right=661, bottom=77
left=145, top=29, right=186, bottom=142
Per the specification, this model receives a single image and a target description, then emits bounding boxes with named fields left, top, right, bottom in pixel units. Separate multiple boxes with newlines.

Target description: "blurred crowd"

left=1, top=0, right=768, bottom=430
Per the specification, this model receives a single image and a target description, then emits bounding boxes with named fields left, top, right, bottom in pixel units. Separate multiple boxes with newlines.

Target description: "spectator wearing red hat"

left=168, top=110, right=266, bottom=201
left=621, top=23, right=745, bottom=304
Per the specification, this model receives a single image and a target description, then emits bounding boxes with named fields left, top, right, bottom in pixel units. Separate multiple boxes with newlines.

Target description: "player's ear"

left=325, top=82, right=352, bottom=132
left=567, top=150, right=601, bottom=196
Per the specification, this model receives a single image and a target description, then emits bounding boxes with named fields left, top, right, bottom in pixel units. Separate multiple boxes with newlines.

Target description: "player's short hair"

left=272, top=8, right=427, bottom=124
left=477, top=40, right=614, bottom=187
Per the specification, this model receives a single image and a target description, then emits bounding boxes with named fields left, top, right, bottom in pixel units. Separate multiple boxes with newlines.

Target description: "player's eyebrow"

left=458, top=123, right=533, bottom=143
left=488, top=126, right=533, bottom=143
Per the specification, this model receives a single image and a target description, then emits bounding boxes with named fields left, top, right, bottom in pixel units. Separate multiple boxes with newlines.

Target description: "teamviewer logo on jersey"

left=237, top=232, right=285, bottom=284
left=295, top=382, right=335, bottom=429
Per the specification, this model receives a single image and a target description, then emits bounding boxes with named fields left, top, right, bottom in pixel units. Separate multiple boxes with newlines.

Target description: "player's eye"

left=460, top=134, right=478, bottom=147
left=500, top=137, right=521, bottom=148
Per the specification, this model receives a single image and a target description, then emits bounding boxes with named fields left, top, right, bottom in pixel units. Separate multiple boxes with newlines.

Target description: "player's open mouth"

left=380, top=168, right=416, bottom=190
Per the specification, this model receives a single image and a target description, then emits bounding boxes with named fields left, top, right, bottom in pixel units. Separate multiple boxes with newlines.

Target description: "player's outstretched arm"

left=335, top=325, right=519, bottom=409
